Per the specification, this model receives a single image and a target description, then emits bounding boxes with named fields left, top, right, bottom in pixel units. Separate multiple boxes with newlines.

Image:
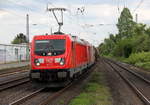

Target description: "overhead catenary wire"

left=46, top=1, right=88, bottom=35
left=133, top=0, right=144, bottom=13
left=124, top=0, right=127, bottom=8
left=117, top=0, right=121, bottom=14
left=66, top=2, right=115, bottom=40
left=45, top=1, right=113, bottom=44
left=75, top=0, right=93, bottom=36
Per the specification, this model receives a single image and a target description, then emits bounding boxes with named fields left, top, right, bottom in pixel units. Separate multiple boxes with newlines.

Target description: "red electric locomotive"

left=30, top=33, right=95, bottom=87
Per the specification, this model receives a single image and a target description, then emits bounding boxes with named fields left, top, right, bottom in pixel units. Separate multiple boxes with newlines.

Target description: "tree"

left=117, top=8, right=135, bottom=39
left=109, top=34, right=116, bottom=43
left=134, top=23, right=146, bottom=36
left=113, top=38, right=132, bottom=58
left=11, top=33, right=27, bottom=44
left=145, top=27, right=150, bottom=36
left=98, top=7, right=150, bottom=58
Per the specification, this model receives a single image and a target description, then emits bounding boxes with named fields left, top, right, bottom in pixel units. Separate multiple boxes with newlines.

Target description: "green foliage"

left=125, top=52, right=150, bottom=64
left=11, top=33, right=27, bottom=44
left=98, top=7, right=150, bottom=70
left=99, top=8, right=150, bottom=57
left=69, top=93, right=94, bottom=105
left=134, top=23, right=146, bottom=36
left=132, top=34, right=150, bottom=52
left=99, top=35, right=116, bottom=56
left=145, top=27, right=150, bottom=36
left=135, top=62, right=150, bottom=71
left=113, top=38, right=132, bottom=58
left=69, top=72, right=112, bottom=105
left=124, top=52, right=150, bottom=71
left=117, top=8, right=135, bottom=39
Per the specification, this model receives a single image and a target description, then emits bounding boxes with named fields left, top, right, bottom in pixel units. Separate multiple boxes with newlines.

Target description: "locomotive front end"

left=30, top=35, right=71, bottom=82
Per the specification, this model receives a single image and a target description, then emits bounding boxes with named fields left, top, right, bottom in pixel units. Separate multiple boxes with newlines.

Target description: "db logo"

left=46, top=58, right=53, bottom=63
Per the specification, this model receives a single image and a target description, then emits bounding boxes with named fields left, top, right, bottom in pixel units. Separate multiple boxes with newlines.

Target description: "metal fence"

left=0, top=44, right=29, bottom=64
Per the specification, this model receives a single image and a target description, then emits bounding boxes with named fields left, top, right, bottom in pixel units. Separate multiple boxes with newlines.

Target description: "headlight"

left=34, top=59, right=40, bottom=66
left=55, top=58, right=65, bottom=65
left=60, top=58, right=65, bottom=65
left=36, top=62, right=40, bottom=66
left=60, top=61, right=64, bottom=65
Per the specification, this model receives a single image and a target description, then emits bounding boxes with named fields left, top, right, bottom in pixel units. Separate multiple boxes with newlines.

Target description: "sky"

left=0, top=0, right=150, bottom=46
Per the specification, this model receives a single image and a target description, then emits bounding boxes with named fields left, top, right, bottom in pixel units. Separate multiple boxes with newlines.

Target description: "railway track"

left=8, top=83, right=73, bottom=105
left=8, top=65, right=95, bottom=105
left=0, top=68, right=30, bottom=91
left=104, top=58, right=150, bottom=105
left=0, top=77, right=30, bottom=91
left=9, top=87, right=45, bottom=105
left=0, top=70, right=29, bottom=78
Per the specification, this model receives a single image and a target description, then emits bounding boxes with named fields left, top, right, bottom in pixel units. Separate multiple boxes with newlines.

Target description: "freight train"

left=29, top=33, right=96, bottom=87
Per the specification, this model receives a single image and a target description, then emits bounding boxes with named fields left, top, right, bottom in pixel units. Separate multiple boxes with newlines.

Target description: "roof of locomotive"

left=33, top=34, right=92, bottom=46
left=33, top=34, right=69, bottom=40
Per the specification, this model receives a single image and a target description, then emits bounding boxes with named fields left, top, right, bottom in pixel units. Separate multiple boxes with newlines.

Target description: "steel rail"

left=9, top=87, right=45, bottom=105
left=8, top=64, right=95, bottom=105
left=108, top=59, right=150, bottom=84
left=39, top=65, right=95, bottom=105
left=104, top=59, right=150, bottom=105
left=0, top=76, right=28, bottom=86
left=0, top=77, right=29, bottom=91
left=0, top=70, right=29, bottom=78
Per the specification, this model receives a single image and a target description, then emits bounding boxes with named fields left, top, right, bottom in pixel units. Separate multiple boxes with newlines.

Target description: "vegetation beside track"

left=105, top=52, right=150, bottom=72
left=69, top=70, right=112, bottom=105
left=98, top=7, right=150, bottom=71
left=124, top=52, right=150, bottom=71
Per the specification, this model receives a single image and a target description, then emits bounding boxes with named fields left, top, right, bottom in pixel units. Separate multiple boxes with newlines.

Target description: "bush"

left=113, top=38, right=132, bottom=58
left=124, top=52, right=150, bottom=70
left=132, top=35, right=150, bottom=52
left=125, top=52, right=150, bottom=64
left=135, top=62, right=150, bottom=70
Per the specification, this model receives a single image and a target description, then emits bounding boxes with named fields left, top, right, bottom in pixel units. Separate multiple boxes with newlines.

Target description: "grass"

left=103, top=52, right=150, bottom=72
left=124, top=52, right=150, bottom=64
left=123, top=52, right=150, bottom=71
left=58, top=99, right=65, bottom=104
left=135, top=62, right=150, bottom=71
left=69, top=70, right=112, bottom=105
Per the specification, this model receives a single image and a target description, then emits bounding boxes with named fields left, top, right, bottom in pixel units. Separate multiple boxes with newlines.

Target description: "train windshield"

left=34, top=39, right=65, bottom=56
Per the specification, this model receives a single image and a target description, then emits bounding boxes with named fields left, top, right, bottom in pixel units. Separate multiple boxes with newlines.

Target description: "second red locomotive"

left=30, top=33, right=95, bottom=86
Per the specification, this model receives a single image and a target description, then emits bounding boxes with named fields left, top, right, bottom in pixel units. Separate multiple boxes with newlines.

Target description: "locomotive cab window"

left=34, top=39, right=65, bottom=56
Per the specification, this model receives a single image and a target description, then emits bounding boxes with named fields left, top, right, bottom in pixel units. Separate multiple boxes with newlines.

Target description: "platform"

left=0, top=61, right=29, bottom=70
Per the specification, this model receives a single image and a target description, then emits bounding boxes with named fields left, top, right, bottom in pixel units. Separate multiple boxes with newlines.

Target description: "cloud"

left=131, top=0, right=150, bottom=23
left=0, top=10, right=8, bottom=18
left=0, top=2, right=119, bottom=46
left=0, top=0, right=150, bottom=46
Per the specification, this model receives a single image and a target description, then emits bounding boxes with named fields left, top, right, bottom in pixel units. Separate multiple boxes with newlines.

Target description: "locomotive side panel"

left=75, top=43, right=88, bottom=67
left=91, top=46, right=95, bottom=64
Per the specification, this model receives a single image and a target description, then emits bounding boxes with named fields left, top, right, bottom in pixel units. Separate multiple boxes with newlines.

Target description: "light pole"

left=26, top=14, right=29, bottom=61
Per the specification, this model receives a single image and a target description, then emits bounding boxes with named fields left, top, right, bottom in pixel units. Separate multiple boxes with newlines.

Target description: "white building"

left=0, top=43, right=28, bottom=63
